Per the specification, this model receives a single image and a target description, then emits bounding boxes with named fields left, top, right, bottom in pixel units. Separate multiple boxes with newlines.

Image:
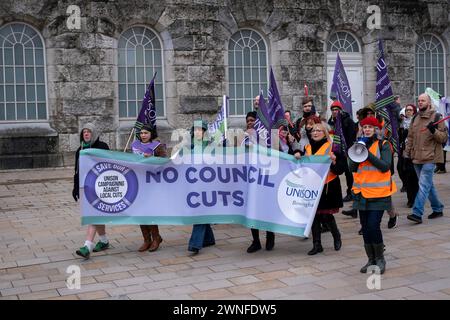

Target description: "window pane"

left=0, top=103, right=4, bottom=120
left=236, top=85, right=243, bottom=98
left=119, top=101, right=127, bottom=117
left=119, top=84, right=126, bottom=99
left=14, top=44, right=24, bottom=65
left=118, top=49, right=126, bottom=65
left=127, top=67, right=135, bottom=82
left=259, top=52, right=266, bottom=66
left=155, top=84, right=163, bottom=101
left=25, top=49, right=34, bottom=65
left=154, top=50, right=161, bottom=66
left=15, top=67, right=24, bottom=84
left=34, top=49, right=44, bottom=65
left=155, top=69, right=162, bottom=82
left=26, top=85, right=35, bottom=101
left=37, top=103, right=46, bottom=119
left=236, top=100, right=243, bottom=115
left=136, top=68, right=144, bottom=82
left=128, top=84, right=136, bottom=99
left=35, top=67, right=44, bottom=83
left=17, top=103, right=26, bottom=120
left=16, top=85, right=25, bottom=101
left=118, top=67, right=126, bottom=82
left=27, top=103, right=36, bottom=119
left=36, top=85, right=45, bottom=101
left=5, top=67, right=14, bottom=83
left=128, top=101, right=137, bottom=118
left=4, top=48, right=13, bottom=65
left=136, top=84, right=145, bottom=99
left=136, top=46, right=144, bottom=65
left=126, top=49, right=135, bottom=65
left=145, top=50, right=153, bottom=65
left=6, top=103, right=15, bottom=120
left=25, top=67, right=34, bottom=83
left=243, top=68, right=251, bottom=82
left=5, top=85, right=14, bottom=101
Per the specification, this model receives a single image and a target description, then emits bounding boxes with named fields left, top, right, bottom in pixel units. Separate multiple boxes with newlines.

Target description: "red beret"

left=360, top=116, right=382, bottom=129
left=330, top=100, right=343, bottom=110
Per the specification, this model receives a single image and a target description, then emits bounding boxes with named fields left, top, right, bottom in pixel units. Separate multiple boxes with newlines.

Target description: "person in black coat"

left=72, top=123, right=110, bottom=259
left=305, top=122, right=345, bottom=255
left=327, top=101, right=356, bottom=203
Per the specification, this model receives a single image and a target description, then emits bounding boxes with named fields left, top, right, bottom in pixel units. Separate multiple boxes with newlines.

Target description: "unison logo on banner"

left=84, top=162, right=139, bottom=213
left=277, top=167, right=322, bottom=224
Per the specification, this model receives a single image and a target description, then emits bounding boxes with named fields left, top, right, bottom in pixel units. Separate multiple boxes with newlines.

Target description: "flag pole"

left=223, top=95, right=228, bottom=142
left=123, top=127, right=135, bottom=152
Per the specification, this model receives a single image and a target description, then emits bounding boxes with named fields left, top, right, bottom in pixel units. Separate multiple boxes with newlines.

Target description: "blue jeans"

left=413, top=163, right=444, bottom=217
left=359, top=210, right=384, bottom=244
left=188, top=224, right=215, bottom=251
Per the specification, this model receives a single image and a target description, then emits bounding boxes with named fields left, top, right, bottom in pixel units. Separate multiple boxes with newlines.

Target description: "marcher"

left=247, top=119, right=302, bottom=253
left=405, top=93, right=447, bottom=224
left=188, top=120, right=216, bottom=254
left=131, top=124, right=166, bottom=252
left=73, top=123, right=110, bottom=259
left=348, top=117, right=397, bottom=274
left=398, top=104, right=419, bottom=208
left=305, top=122, right=344, bottom=255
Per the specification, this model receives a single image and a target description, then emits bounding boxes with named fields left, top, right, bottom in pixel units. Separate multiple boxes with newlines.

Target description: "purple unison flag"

left=135, top=72, right=157, bottom=138
left=375, top=39, right=399, bottom=153
left=253, top=68, right=285, bottom=147
left=330, top=53, right=353, bottom=117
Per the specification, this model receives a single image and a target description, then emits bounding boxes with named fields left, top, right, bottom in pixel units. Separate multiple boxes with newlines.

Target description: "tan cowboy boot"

left=138, top=225, right=152, bottom=252
left=148, top=225, right=162, bottom=252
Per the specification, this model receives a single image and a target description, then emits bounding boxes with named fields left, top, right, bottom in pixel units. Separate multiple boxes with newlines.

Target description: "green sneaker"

left=76, top=246, right=90, bottom=259
left=93, top=241, right=109, bottom=252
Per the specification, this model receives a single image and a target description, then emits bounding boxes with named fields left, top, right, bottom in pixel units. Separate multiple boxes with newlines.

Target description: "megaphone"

left=348, top=141, right=368, bottom=163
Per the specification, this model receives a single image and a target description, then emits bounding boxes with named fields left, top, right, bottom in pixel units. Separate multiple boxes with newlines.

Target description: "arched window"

left=415, top=34, right=446, bottom=97
left=118, top=26, right=164, bottom=119
left=228, top=29, right=268, bottom=116
left=0, top=23, right=47, bottom=121
left=327, top=31, right=360, bottom=53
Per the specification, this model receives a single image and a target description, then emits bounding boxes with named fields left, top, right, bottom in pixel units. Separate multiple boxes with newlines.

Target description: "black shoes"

left=387, top=216, right=398, bottom=229
left=247, top=241, right=262, bottom=253
left=342, top=209, right=358, bottom=218
left=334, top=237, right=342, bottom=251
left=407, top=214, right=422, bottom=224
left=342, top=194, right=353, bottom=202
left=428, top=212, right=443, bottom=219
left=266, top=233, right=275, bottom=251
left=308, top=242, right=323, bottom=255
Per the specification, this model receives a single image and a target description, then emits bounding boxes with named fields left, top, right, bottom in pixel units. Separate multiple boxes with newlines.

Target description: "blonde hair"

left=311, top=122, right=332, bottom=144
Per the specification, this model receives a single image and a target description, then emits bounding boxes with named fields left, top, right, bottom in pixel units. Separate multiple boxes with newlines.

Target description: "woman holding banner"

left=73, top=123, right=110, bottom=259
left=348, top=116, right=397, bottom=274
left=305, top=122, right=344, bottom=255
left=247, top=119, right=302, bottom=253
left=131, top=124, right=166, bottom=252
left=188, top=120, right=216, bottom=254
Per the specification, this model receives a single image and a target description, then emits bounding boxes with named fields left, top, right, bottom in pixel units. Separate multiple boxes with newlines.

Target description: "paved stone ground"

left=1, top=164, right=450, bottom=300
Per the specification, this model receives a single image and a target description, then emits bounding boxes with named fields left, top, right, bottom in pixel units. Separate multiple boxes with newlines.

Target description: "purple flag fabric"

left=135, top=72, right=157, bottom=138
left=375, top=39, right=399, bottom=153
left=330, top=53, right=353, bottom=117
left=332, top=111, right=347, bottom=155
left=253, top=68, right=285, bottom=147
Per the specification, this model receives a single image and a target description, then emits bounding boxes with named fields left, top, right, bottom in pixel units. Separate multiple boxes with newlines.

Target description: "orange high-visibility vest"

left=352, top=140, right=397, bottom=198
left=305, top=141, right=337, bottom=184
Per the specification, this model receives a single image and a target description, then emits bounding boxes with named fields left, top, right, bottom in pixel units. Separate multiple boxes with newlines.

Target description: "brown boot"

left=148, top=225, right=162, bottom=252
left=138, top=225, right=152, bottom=252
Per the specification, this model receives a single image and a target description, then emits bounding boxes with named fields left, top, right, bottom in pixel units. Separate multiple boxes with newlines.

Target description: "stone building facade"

left=0, top=0, right=449, bottom=169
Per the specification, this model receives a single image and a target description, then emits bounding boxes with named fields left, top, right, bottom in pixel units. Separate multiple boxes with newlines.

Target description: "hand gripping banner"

left=79, top=147, right=331, bottom=237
